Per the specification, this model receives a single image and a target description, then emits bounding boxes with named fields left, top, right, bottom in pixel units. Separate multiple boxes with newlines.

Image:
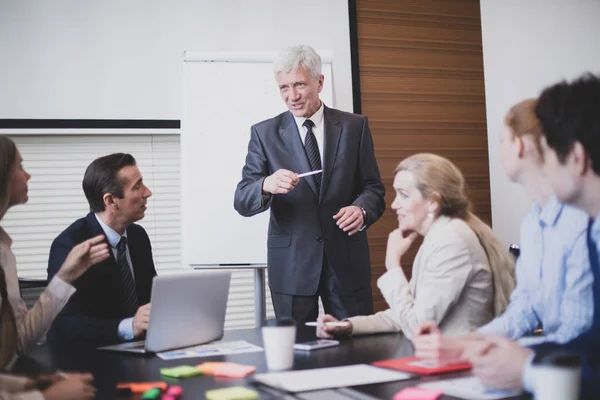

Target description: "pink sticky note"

left=166, top=385, right=183, bottom=397
left=212, top=362, right=257, bottom=378
left=393, top=387, right=443, bottom=400
left=196, top=362, right=226, bottom=375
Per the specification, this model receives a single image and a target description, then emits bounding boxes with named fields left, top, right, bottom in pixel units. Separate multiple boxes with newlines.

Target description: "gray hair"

left=273, top=45, right=322, bottom=80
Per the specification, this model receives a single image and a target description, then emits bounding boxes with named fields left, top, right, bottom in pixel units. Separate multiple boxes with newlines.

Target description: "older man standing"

left=234, top=45, right=385, bottom=325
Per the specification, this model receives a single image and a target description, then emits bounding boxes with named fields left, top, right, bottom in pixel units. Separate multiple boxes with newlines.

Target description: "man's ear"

left=317, top=74, right=324, bottom=93
left=570, top=142, right=590, bottom=176
left=103, top=193, right=118, bottom=210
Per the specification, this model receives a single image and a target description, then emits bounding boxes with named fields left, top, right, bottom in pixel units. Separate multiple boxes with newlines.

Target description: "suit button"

left=316, top=237, right=323, bottom=242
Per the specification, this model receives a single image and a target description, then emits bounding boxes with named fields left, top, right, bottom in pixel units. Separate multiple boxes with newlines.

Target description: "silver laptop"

left=98, top=270, right=231, bottom=353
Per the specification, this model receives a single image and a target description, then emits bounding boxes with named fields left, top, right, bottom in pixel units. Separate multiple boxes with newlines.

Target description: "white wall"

left=0, top=0, right=353, bottom=120
left=480, top=0, right=600, bottom=246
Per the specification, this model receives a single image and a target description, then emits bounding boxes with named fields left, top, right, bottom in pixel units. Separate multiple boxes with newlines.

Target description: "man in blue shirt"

left=466, top=74, right=600, bottom=398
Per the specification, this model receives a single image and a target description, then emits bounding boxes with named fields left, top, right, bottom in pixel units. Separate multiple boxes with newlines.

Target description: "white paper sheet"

left=419, top=376, right=523, bottom=400
left=157, top=340, right=263, bottom=360
left=253, top=364, right=411, bottom=393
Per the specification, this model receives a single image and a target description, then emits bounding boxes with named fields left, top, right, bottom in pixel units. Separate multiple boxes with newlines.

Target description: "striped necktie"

left=117, top=236, right=139, bottom=316
left=302, top=119, right=322, bottom=191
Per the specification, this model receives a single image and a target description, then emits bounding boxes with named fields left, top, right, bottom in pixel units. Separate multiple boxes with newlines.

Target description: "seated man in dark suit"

left=47, top=153, right=156, bottom=344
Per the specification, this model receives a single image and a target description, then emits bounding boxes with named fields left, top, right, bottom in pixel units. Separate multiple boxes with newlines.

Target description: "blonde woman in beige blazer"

left=317, top=153, right=515, bottom=339
left=0, top=136, right=107, bottom=400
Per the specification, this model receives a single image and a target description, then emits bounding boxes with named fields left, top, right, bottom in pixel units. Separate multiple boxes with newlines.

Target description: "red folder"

left=372, top=356, right=472, bottom=375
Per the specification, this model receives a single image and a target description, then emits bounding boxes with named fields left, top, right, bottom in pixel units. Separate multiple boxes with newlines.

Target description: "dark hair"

left=0, top=136, right=18, bottom=214
left=82, top=153, right=137, bottom=212
left=535, top=73, right=600, bottom=175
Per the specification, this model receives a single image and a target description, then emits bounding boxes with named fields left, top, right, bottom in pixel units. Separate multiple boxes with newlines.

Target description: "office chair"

left=18, top=278, right=47, bottom=309
left=509, top=244, right=520, bottom=259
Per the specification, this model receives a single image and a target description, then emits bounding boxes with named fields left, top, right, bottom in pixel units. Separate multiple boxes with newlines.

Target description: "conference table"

left=15, top=327, right=529, bottom=400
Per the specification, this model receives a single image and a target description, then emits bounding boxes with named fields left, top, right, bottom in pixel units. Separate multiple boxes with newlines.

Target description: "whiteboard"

left=181, top=52, right=333, bottom=266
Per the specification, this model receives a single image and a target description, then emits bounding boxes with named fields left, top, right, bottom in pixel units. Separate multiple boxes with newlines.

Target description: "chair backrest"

left=508, top=244, right=521, bottom=260
left=18, top=279, right=48, bottom=309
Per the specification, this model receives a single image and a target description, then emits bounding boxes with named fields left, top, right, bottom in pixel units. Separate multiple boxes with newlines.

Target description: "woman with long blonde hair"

left=317, top=153, right=515, bottom=339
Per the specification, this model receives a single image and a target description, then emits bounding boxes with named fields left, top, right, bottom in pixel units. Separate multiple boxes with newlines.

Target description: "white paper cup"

left=262, top=318, right=296, bottom=370
left=534, top=351, right=581, bottom=400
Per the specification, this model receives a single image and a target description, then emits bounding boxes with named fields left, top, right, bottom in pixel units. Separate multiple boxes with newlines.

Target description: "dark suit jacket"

left=234, top=107, right=385, bottom=295
left=46, top=212, right=156, bottom=345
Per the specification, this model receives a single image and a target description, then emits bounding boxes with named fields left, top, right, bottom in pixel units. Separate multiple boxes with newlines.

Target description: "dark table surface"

left=14, top=326, right=529, bottom=400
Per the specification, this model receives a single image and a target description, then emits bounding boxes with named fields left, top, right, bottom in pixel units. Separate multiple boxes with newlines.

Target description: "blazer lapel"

left=320, top=107, right=342, bottom=202
left=279, top=112, right=319, bottom=198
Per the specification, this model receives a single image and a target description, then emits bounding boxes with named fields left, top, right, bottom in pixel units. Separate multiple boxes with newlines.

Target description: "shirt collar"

left=94, top=213, right=127, bottom=249
left=535, top=195, right=563, bottom=228
left=0, top=226, right=12, bottom=249
left=293, top=102, right=325, bottom=131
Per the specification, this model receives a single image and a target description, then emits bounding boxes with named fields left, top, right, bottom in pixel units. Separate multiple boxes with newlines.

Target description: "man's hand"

left=132, top=303, right=151, bottom=337
left=262, top=169, right=299, bottom=195
left=333, top=206, right=364, bottom=236
left=316, top=314, right=352, bottom=339
left=466, top=336, right=531, bottom=391
left=385, top=229, right=418, bottom=270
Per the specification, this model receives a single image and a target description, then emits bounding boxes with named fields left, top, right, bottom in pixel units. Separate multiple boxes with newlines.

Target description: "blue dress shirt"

left=479, top=196, right=593, bottom=345
left=523, top=214, right=600, bottom=396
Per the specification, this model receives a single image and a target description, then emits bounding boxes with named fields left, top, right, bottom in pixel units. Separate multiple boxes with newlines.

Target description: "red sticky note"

left=372, top=356, right=472, bottom=375
left=394, top=387, right=443, bottom=400
left=213, top=362, right=256, bottom=378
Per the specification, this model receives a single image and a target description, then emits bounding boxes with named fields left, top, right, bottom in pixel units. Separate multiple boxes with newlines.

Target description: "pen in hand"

left=297, top=170, right=323, bottom=178
left=305, top=321, right=349, bottom=327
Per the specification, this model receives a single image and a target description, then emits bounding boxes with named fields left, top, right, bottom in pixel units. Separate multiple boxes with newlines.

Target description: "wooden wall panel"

left=355, top=0, right=491, bottom=312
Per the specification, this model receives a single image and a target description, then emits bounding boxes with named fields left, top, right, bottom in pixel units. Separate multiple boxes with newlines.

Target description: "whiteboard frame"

left=183, top=51, right=333, bottom=64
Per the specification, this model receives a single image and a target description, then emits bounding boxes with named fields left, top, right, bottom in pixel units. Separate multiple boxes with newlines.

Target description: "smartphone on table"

left=293, top=339, right=340, bottom=351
